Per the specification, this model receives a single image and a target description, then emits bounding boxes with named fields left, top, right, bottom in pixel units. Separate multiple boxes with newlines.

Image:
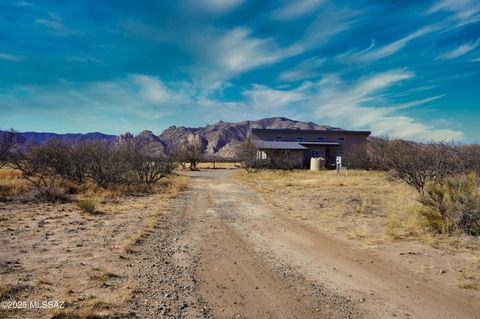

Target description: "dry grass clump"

left=196, top=162, right=241, bottom=169
left=50, top=300, right=120, bottom=319
left=237, top=170, right=423, bottom=242
left=0, top=168, right=32, bottom=198
left=77, top=198, right=97, bottom=214
left=237, top=169, right=480, bottom=253
left=419, top=173, right=480, bottom=236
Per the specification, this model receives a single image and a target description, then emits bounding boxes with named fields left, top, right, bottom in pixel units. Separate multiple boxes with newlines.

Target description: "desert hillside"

left=8, top=117, right=343, bottom=158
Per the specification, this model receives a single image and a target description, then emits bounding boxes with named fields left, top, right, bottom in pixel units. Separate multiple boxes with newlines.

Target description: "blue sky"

left=0, top=0, right=479, bottom=142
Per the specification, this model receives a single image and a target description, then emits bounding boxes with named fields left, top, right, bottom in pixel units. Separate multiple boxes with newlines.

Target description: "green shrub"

left=419, top=173, right=480, bottom=236
left=77, top=198, right=96, bottom=214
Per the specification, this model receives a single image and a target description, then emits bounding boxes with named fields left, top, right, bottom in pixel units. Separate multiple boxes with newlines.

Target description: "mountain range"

left=11, top=117, right=343, bottom=158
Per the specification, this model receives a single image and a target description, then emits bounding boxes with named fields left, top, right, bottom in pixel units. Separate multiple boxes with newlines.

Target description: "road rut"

left=129, top=170, right=479, bottom=319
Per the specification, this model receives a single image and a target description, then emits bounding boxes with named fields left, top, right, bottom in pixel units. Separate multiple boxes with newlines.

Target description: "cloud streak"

left=278, top=56, right=326, bottom=82
left=272, top=0, right=325, bottom=20
left=309, top=70, right=463, bottom=140
left=0, top=52, right=24, bottom=62
left=436, top=39, right=480, bottom=60
left=336, top=26, right=438, bottom=63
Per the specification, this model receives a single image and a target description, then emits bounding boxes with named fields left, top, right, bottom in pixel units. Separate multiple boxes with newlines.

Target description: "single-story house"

left=251, top=128, right=371, bottom=169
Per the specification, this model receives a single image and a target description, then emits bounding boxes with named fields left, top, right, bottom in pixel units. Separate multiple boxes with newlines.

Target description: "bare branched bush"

left=386, top=141, right=463, bottom=193
left=236, top=139, right=264, bottom=172
left=169, top=144, right=189, bottom=170
left=7, top=136, right=176, bottom=200
left=10, top=140, right=71, bottom=200
left=266, top=150, right=303, bottom=170
left=121, top=139, right=175, bottom=184
left=185, top=135, right=205, bottom=170
left=80, top=140, right=136, bottom=189
left=350, top=138, right=466, bottom=193
left=419, top=173, right=480, bottom=236
left=459, top=144, right=480, bottom=174
left=11, top=140, right=68, bottom=190
left=0, top=129, right=17, bottom=168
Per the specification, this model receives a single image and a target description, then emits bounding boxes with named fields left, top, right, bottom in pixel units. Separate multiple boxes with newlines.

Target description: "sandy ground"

left=129, top=170, right=479, bottom=319
left=2, top=170, right=479, bottom=318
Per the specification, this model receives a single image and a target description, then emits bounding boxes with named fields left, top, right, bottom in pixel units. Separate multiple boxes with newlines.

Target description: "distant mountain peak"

left=10, top=117, right=343, bottom=158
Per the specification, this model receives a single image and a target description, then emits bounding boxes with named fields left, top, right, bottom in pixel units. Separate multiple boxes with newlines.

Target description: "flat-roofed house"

left=251, top=128, right=371, bottom=168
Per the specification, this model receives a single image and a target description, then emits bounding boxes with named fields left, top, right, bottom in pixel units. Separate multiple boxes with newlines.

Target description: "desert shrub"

left=80, top=140, right=137, bottom=188
left=0, top=129, right=17, bottom=168
left=10, top=140, right=70, bottom=193
left=185, top=134, right=206, bottom=170
left=67, top=142, right=92, bottom=184
left=168, top=143, right=189, bottom=170
left=354, top=138, right=465, bottom=193
left=120, top=139, right=175, bottom=184
left=77, top=198, right=97, bottom=213
left=35, top=187, right=69, bottom=202
left=459, top=144, right=480, bottom=174
left=266, top=149, right=303, bottom=170
left=419, top=173, right=480, bottom=236
left=5, top=132, right=180, bottom=199
left=236, top=139, right=265, bottom=172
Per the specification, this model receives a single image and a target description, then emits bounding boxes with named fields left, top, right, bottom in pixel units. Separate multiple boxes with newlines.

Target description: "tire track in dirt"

left=130, top=170, right=479, bottom=319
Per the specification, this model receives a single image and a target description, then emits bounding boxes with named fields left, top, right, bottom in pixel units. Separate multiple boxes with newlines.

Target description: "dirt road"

left=129, top=170, right=480, bottom=319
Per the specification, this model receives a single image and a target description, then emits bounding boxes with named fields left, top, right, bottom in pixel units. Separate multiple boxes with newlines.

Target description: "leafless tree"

left=0, top=129, right=17, bottom=168
left=10, top=140, right=71, bottom=200
left=185, top=134, right=205, bottom=170
left=459, top=144, right=480, bottom=174
left=169, top=143, right=189, bottom=170
left=236, top=139, right=263, bottom=172
left=379, top=140, right=462, bottom=193
left=121, top=139, right=175, bottom=184
left=80, top=140, right=135, bottom=189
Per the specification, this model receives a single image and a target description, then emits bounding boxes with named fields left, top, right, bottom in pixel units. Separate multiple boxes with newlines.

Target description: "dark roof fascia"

left=254, top=141, right=308, bottom=150
left=299, top=142, right=341, bottom=146
left=251, top=128, right=371, bottom=136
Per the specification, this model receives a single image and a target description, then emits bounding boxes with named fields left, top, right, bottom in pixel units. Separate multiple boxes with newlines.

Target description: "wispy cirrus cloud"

left=0, top=52, right=24, bottom=62
left=131, top=74, right=191, bottom=105
left=0, top=75, right=195, bottom=133
left=214, top=27, right=302, bottom=73
left=191, top=26, right=305, bottom=91
left=243, top=83, right=308, bottom=108
left=278, top=56, right=326, bottom=82
left=427, top=0, right=480, bottom=28
left=309, top=69, right=463, bottom=140
left=35, top=13, right=80, bottom=36
left=272, top=0, right=325, bottom=20
left=186, top=0, right=244, bottom=13
left=336, top=26, right=438, bottom=63
left=436, top=39, right=480, bottom=60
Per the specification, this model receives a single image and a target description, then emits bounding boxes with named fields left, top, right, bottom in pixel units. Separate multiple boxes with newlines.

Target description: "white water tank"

left=310, top=157, right=325, bottom=171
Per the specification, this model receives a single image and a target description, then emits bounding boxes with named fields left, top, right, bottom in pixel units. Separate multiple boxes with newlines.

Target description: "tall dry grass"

left=236, top=169, right=479, bottom=251
left=0, top=168, right=32, bottom=197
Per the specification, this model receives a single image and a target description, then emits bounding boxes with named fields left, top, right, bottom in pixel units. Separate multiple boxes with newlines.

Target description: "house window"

left=311, top=150, right=320, bottom=156
left=338, top=137, right=345, bottom=141
left=296, top=136, right=304, bottom=141
left=318, top=136, right=325, bottom=140
left=274, top=136, right=282, bottom=141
